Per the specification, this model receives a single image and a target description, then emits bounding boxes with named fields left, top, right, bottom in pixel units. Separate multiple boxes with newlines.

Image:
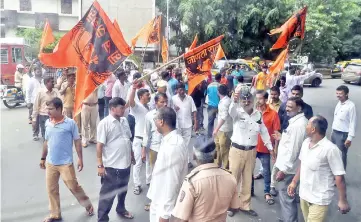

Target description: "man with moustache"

left=227, top=86, right=273, bottom=217
left=273, top=97, right=308, bottom=222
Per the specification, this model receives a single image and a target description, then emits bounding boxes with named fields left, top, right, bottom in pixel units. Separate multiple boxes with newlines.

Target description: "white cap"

left=16, top=64, right=24, bottom=69
left=157, top=80, right=168, bottom=88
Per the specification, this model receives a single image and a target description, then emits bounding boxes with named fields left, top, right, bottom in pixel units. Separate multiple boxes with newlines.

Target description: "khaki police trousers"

left=46, top=163, right=91, bottom=218
left=214, top=131, right=232, bottom=169
left=81, top=104, right=98, bottom=144
left=229, top=146, right=257, bottom=211
left=300, top=199, right=328, bottom=222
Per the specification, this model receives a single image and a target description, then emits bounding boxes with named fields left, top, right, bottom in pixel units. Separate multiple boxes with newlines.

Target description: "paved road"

left=1, top=79, right=361, bottom=222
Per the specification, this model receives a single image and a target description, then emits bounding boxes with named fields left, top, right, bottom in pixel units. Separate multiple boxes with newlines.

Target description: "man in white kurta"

left=147, top=107, right=188, bottom=222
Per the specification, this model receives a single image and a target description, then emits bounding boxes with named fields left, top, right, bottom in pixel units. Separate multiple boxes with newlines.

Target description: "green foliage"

left=15, top=28, right=62, bottom=58
left=157, top=0, right=361, bottom=62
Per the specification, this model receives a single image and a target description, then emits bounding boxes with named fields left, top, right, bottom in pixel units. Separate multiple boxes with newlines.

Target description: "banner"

left=39, top=20, right=55, bottom=52
left=269, top=6, right=307, bottom=50
left=39, top=1, right=132, bottom=116
left=184, top=35, right=224, bottom=94
left=161, top=38, right=168, bottom=63
left=131, top=15, right=161, bottom=47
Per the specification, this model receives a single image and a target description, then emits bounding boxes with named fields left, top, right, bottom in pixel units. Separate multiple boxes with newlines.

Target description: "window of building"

left=1, top=49, right=9, bottom=64
left=61, top=0, right=72, bottom=14
left=11, top=48, right=23, bottom=63
left=1, top=0, right=4, bottom=9
left=19, top=0, right=32, bottom=11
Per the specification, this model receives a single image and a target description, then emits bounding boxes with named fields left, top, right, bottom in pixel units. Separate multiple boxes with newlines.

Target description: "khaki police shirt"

left=172, top=163, right=237, bottom=222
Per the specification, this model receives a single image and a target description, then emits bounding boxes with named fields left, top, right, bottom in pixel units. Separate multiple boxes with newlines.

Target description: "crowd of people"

left=15, top=61, right=357, bottom=222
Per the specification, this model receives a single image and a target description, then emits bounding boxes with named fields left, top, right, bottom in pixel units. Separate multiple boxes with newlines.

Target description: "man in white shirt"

left=147, top=107, right=188, bottom=222
left=273, top=97, right=308, bottom=222
left=142, top=92, right=168, bottom=211
left=112, top=70, right=130, bottom=100
left=148, top=80, right=172, bottom=110
left=26, top=66, right=43, bottom=132
left=172, top=83, right=197, bottom=168
left=331, top=85, right=357, bottom=170
left=286, top=67, right=315, bottom=90
left=96, top=97, right=135, bottom=221
left=227, top=86, right=273, bottom=217
left=288, top=115, right=350, bottom=221
left=129, top=81, right=151, bottom=195
left=212, top=84, right=232, bottom=169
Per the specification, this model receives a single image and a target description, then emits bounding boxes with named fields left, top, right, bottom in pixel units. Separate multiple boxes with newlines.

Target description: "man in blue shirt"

left=232, top=65, right=244, bottom=87
left=206, top=74, right=221, bottom=137
left=40, top=97, right=94, bottom=222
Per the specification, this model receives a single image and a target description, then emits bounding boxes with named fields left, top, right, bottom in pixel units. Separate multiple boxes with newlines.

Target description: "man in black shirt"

left=191, top=81, right=206, bottom=132
left=278, top=85, right=313, bottom=131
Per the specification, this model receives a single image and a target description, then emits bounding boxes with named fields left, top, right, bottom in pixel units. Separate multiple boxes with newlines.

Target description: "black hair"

left=336, top=85, right=349, bottom=94
left=161, top=71, right=170, bottom=80
left=237, top=75, right=244, bottom=83
left=109, top=97, right=126, bottom=109
left=280, top=76, right=286, bottom=81
left=256, top=90, right=268, bottom=100
left=116, top=70, right=126, bottom=78
left=215, top=73, right=222, bottom=81
left=46, top=97, right=63, bottom=111
left=287, top=97, right=304, bottom=110
left=43, top=76, right=54, bottom=84
left=137, top=89, right=149, bottom=100
left=157, top=107, right=176, bottom=129
left=218, top=84, right=228, bottom=96
left=154, top=92, right=168, bottom=103
left=311, top=115, right=328, bottom=136
left=291, top=85, right=303, bottom=95
left=176, top=83, right=185, bottom=90
left=133, top=72, right=141, bottom=80
left=270, top=86, right=280, bottom=94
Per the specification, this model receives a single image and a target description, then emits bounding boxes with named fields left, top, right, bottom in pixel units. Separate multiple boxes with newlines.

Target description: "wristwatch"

left=97, top=165, right=104, bottom=168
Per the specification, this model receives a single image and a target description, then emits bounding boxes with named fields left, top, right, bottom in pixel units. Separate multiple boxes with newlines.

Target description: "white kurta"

left=147, top=130, right=188, bottom=220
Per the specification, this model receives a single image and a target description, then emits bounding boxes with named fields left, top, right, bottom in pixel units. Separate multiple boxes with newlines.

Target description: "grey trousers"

left=39, top=115, right=49, bottom=138
left=331, top=130, right=348, bottom=169
left=279, top=174, right=298, bottom=222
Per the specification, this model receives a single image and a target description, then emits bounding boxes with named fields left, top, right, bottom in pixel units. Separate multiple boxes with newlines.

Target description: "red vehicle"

left=1, top=38, right=31, bottom=85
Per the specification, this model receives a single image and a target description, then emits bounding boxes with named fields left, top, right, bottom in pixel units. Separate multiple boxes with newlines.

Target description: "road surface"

left=1, top=79, right=361, bottom=222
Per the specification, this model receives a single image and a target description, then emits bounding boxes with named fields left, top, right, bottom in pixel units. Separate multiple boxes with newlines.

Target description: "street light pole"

left=166, top=0, right=170, bottom=61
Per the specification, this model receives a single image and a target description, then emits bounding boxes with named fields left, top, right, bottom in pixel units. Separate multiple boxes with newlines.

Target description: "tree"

left=337, top=14, right=361, bottom=60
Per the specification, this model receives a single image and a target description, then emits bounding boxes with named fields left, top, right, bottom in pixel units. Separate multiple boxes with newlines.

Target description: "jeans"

left=331, top=130, right=348, bottom=170
left=104, top=96, right=111, bottom=118
left=98, top=98, right=105, bottom=121
left=126, top=115, right=135, bottom=142
left=196, top=106, right=204, bottom=128
left=207, top=106, right=218, bottom=138
left=257, top=152, right=271, bottom=194
left=98, top=166, right=130, bottom=222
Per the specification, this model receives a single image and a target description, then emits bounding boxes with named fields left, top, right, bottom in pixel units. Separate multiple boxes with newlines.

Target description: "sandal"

left=43, top=216, right=62, bottom=222
left=144, top=203, right=150, bottom=211
left=265, top=194, right=275, bottom=205
left=86, top=205, right=94, bottom=216
left=118, top=211, right=134, bottom=219
left=133, top=186, right=142, bottom=195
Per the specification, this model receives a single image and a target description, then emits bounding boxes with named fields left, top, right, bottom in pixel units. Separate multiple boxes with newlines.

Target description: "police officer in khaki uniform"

left=172, top=136, right=238, bottom=222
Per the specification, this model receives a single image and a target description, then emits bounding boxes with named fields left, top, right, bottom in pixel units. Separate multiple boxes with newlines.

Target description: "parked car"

left=331, top=64, right=343, bottom=78
left=341, top=63, right=361, bottom=85
left=211, top=59, right=257, bottom=85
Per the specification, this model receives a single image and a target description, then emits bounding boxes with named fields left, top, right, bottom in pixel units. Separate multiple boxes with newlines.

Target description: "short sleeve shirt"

left=45, top=117, right=80, bottom=165
left=131, top=102, right=149, bottom=137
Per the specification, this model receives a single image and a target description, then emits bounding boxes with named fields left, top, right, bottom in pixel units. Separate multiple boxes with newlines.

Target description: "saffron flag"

left=184, top=35, right=224, bottom=95
left=39, top=20, right=55, bottom=52
left=189, top=34, right=198, bottom=50
left=161, top=38, right=168, bottom=63
left=269, top=6, right=307, bottom=50
left=268, top=47, right=288, bottom=86
left=214, top=45, right=225, bottom=61
left=39, top=1, right=132, bottom=116
left=113, top=19, right=121, bottom=33
left=131, top=16, right=161, bottom=47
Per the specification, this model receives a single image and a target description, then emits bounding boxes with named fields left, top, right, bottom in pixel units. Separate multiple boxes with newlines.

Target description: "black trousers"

left=98, top=98, right=105, bottom=121
left=126, top=114, right=135, bottom=142
left=98, top=166, right=131, bottom=222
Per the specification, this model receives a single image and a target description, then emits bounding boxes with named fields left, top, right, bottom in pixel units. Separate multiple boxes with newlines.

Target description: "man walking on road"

left=59, top=72, right=75, bottom=119
left=273, top=97, right=308, bottom=222
left=39, top=97, right=94, bottom=222
left=96, top=97, right=135, bottom=221
left=288, top=115, right=350, bottom=222
left=26, top=66, right=43, bottom=135
left=147, top=107, right=188, bottom=222
left=172, top=83, right=198, bottom=168
left=206, top=74, right=221, bottom=138
left=227, top=87, right=273, bottom=217
left=172, top=138, right=237, bottom=221
left=32, top=76, right=59, bottom=141
left=81, top=90, right=98, bottom=147
left=331, top=85, right=357, bottom=170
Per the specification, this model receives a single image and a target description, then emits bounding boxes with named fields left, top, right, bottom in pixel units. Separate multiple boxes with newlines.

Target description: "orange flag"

left=189, top=34, right=198, bottom=50
left=131, top=16, right=161, bottom=47
left=214, top=45, right=225, bottom=61
left=184, top=35, right=224, bottom=95
left=268, top=47, right=288, bottom=86
left=269, top=6, right=307, bottom=50
left=39, top=1, right=132, bottom=116
left=113, top=19, right=121, bottom=33
left=161, top=38, right=168, bottom=63
left=39, top=20, right=55, bottom=52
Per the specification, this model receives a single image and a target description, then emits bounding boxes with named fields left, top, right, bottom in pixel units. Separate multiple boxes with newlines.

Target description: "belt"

left=232, top=142, right=255, bottom=151
left=135, top=136, right=143, bottom=140
left=333, top=129, right=348, bottom=134
left=83, top=102, right=98, bottom=106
